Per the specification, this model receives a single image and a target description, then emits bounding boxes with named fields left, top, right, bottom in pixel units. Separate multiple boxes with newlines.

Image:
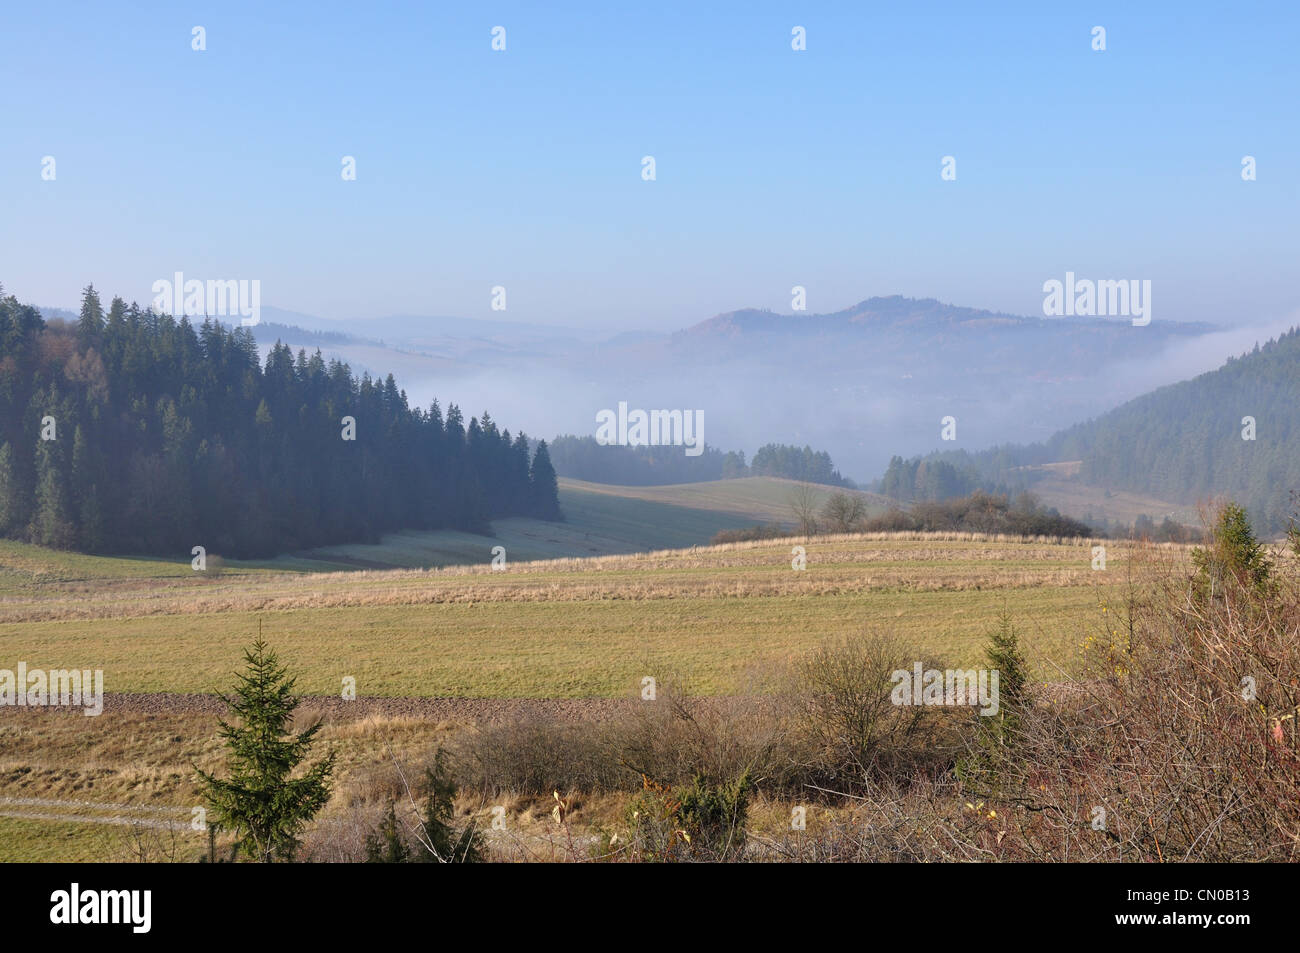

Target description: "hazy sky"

left=3, top=2, right=1297, bottom=330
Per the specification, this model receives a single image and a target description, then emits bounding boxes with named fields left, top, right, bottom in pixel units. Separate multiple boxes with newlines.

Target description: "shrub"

left=365, top=750, right=482, bottom=863
left=973, top=528, right=1300, bottom=861
left=623, top=772, right=752, bottom=861
left=858, top=491, right=1094, bottom=537
left=459, top=716, right=626, bottom=796
left=787, top=632, right=959, bottom=791
left=459, top=679, right=793, bottom=798
left=710, top=524, right=795, bottom=544
left=1192, top=501, right=1273, bottom=599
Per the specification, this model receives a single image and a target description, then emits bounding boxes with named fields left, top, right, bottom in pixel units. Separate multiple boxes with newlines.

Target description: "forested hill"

left=881, top=327, right=1300, bottom=531
left=1045, top=327, right=1300, bottom=529
left=0, top=285, right=562, bottom=558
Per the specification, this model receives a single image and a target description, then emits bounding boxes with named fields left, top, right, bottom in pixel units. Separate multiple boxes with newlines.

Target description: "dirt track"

left=2, top=692, right=639, bottom=725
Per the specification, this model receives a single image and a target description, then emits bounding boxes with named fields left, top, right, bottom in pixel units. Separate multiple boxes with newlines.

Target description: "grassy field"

left=557, top=476, right=890, bottom=523
left=0, top=476, right=839, bottom=583
left=0, top=706, right=458, bottom=862
left=0, top=705, right=825, bottom=862
left=0, top=525, right=1192, bottom=860
left=0, top=540, right=264, bottom=593
left=1030, top=475, right=1200, bottom=527
left=0, top=484, right=1193, bottom=859
left=0, top=816, right=121, bottom=863
left=0, top=530, right=1170, bottom=697
left=264, top=476, right=839, bottom=571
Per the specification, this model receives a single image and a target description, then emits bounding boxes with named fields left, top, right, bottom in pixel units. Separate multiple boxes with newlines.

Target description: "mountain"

left=890, top=327, right=1300, bottom=532
left=670, top=295, right=1211, bottom=370
left=46, top=295, right=1265, bottom=485
left=1045, top=328, right=1300, bottom=530
left=579, top=296, right=1228, bottom=477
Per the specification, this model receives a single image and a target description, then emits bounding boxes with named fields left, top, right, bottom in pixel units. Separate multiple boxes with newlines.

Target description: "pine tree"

left=364, top=750, right=481, bottom=863
left=413, top=749, right=483, bottom=862
left=1289, top=492, right=1300, bottom=557
left=529, top=440, right=561, bottom=520
left=77, top=284, right=104, bottom=347
left=510, top=432, right=532, bottom=514
left=0, top=443, right=19, bottom=534
left=364, top=803, right=411, bottom=863
left=70, top=425, right=104, bottom=550
left=956, top=611, right=1030, bottom=796
left=78, top=484, right=105, bottom=552
left=1, top=283, right=546, bottom=557
left=1193, top=502, right=1273, bottom=598
left=31, top=439, right=75, bottom=549
left=195, top=636, right=335, bottom=862
left=984, top=611, right=1029, bottom=730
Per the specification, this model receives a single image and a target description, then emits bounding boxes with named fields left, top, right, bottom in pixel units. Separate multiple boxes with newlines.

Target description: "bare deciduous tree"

left=789, top=481, right=820, bottom=537
left=821, top=491, right=867, bottom=534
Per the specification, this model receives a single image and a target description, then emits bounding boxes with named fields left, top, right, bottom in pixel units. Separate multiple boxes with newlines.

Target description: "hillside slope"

left=1042, top=328, right=1300, bottom=528
left=277, top=476, right=858, bottom=569
left=0, top=478, right=885, bottom=575
left=912, top=327, right=1300, bottom=530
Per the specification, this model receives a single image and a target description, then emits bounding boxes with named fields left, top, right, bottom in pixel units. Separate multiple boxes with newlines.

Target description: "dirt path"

left=0, top=795, right=195, bottom=831
left=4, top=692, right=639, bottom=724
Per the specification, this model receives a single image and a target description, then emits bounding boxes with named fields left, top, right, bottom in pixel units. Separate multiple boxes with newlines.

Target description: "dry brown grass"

left=0, top=532, right=1172, bottom=625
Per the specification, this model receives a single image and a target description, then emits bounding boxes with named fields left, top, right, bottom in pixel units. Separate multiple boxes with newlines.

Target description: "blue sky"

left=2, top=1, right=1297, bottom=329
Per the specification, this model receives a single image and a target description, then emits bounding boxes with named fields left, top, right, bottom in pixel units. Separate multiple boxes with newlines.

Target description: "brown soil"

left=0, top=692, right=639, bottom=725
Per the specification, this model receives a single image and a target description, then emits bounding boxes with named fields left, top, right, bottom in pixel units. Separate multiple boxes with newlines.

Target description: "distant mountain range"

left=39, top=296, right=1286, bottom=485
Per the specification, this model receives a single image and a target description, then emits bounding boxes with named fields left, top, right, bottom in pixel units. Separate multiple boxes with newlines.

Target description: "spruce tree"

left=413, top=749, right=482, bottom=863
left=77, top=284, right=104, bottom=346
left=1, top=283, right=550, bottom=557
left=984, top=611, right=1029, bottom=731
left=0, top=443, right=19, bottom=534
left=196, top=637, right=335, bottom=862
left=1289, top=493, right=1300, bottom=557
left=364, top=803, right=411, bottom=863
left=529, top=440, right=561, bottom=520
left=71, top=425, right=104, bottom=551
left=31, top=440, right=75, bottom=549
left=364, top=750, right=481, bottom=863
left=1193, top=502, right=1273, bottom=598
left=956, top=611, right=1030, bottom=796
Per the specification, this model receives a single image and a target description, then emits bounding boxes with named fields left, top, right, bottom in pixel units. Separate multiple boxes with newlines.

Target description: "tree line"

left=715, top=488, right=1093, bottom=543
left=547, top=435, right=741, bottom=485
left=749, top=443, right=853, bottom=486
left=547, top=435, right=853, bottom=487
left=0, top=284, right=561, bottom=558
left=878, top=455, right=987, bottom=502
